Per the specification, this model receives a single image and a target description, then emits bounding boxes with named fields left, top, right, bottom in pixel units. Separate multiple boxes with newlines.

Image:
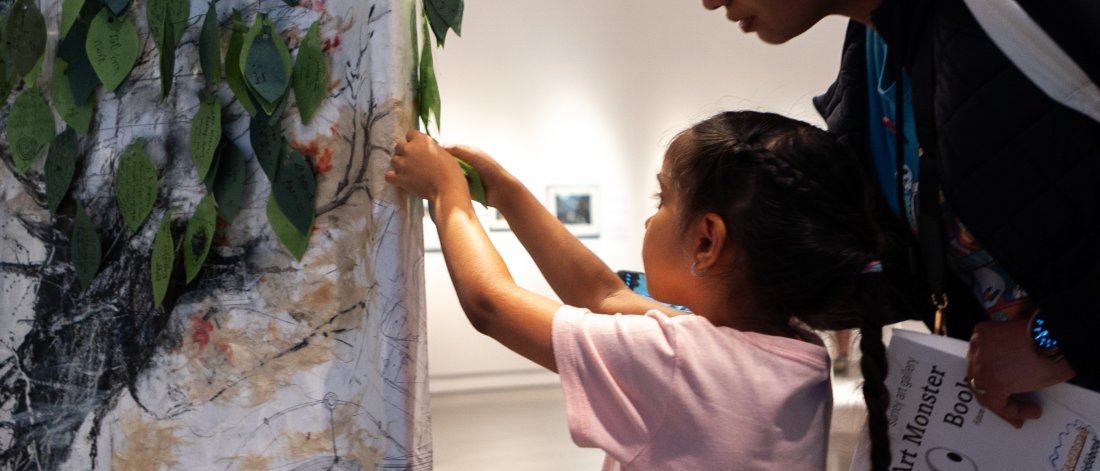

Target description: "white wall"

left=426, top=1, right=850, bottom=393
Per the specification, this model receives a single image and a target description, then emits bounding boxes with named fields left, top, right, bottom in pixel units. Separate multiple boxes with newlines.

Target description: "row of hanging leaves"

left=2, top=0, right=329, bottom=308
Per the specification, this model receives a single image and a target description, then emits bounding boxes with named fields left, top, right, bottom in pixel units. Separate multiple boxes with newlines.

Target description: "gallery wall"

left=425, top=0, right=850, bottom=392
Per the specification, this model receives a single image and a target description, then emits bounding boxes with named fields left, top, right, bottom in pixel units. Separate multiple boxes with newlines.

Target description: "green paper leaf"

left=199, top=1, right=220, bottom=91
left=212, top=144, right=247, bottom=222
left=183, top=194, right=216, bottom=283
left=189, top=95, right=221, bottom=181
left=428, top=0, right=464, bottom=35
left=0, top=29, right=9, bottom=104
left=167, top=0, right=189, bottom=45
left=423, top=0, right=449, bottom=46
left=86, top=9, right=139, bottom=92
left=104, top=0, right=130, bottom=17
left=267, top=194, right=309, bottom=260
left=45, top=129, right=79, bottom=213
left=293, top=22, right=326, bottom=124
left=59, top=21, right=100, bottom=104
left=225, top=10, right=258, bottom=116
left=242, top=17, right=291, bottom=106
left=418, top=19, right=441, bottom=132
left=115, top=138, right=159, bottom=232
left=7, top=88, right=55, bottom=174
left=4, top=0, right=47, bottom=81
left=250, top=116, right=283, bottom=181
left=147, top=0, right=175, bottom=98
left=271, top=148, right=316, bottom=236
left=52, top=60, right=94, bottom=134
left=456, top=158, right=488, bottom=207
left=71, top=202, right=101, bottom=290
left=61, top=0, right=85, bottom=37
left=150, top=210, right=175, bottom=307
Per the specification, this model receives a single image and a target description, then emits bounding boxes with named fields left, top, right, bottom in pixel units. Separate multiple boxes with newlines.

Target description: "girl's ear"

left=692, top=213, right=728, bottom=273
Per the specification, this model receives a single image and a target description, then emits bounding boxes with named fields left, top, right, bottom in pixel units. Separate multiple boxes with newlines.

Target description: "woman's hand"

left=386, top=130, right=468, bottom=201
left=444, top=144, right=515, bottom=209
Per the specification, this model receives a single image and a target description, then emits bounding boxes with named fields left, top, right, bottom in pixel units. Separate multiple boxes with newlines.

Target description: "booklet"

left=849, top=330, right=1100, bottom=471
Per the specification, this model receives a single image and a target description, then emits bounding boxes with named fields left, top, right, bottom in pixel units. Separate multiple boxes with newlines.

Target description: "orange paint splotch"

left=322, top=34, right=341, bottom=52
left=191, top=315, right=214, bottom=351
left=292, top=140, right=334, bottom=175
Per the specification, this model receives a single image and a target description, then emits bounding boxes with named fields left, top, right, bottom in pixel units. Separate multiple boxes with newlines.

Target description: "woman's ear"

left=691, top=213, right=728, bottom=273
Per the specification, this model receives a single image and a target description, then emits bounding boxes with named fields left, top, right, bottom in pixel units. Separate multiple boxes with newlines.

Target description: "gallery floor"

left=430, top=352, right=868, bottom=471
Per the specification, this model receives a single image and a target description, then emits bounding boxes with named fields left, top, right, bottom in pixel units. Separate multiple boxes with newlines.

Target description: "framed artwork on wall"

left=487, top=208, right=510, bottom=232
left=547, top=185, right=599, bottom=238
left=423, top=200, right=441, bottom=252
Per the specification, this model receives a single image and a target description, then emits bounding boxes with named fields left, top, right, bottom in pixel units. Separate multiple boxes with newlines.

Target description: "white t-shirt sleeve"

left=552, top=305, right=679, bottom=464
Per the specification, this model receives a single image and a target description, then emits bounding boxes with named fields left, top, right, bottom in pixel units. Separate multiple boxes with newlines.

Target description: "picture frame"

left=547, top=185, right=599, bottom=238
left=487, top=208, right=510, bottom=232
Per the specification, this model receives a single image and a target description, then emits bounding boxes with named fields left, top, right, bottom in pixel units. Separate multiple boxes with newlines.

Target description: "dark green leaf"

left=4, top=0, right=47, bottom=80
left=242, top=16, right=291, bottom=107
left=292, top=21, right=326, bottom=124
left=147, top=0, right=167, bottom=49
left=267, top=194, right=309, bottom=260
left=250, top=116, right=283, bottom=181
left=71, top=202, right=101, bottom=290
left=86, top=9, right=139, bottom=91
left=7, top=88, right=55, bottom=174
left=282, top=0, right=300, bottom=6
left=159, top=19, right=176, bottom=99
left=104, top=0, right=130, bottom=17
left=423, top=0, right=449, bottom=46
left=150, top=210, right=175, bottom=307
left=183, top=194, right=216, bottom=283
left=212, top=144, right=247, bottom=222
left=418, top=19, right=441, bottom=132
left=199, top=0, right=220, bottom=91
left=45, top=129, right=79, bottom=213
left=52, top=60, right=94, bottom=134
left=225, top=10, right=258, bottom=116
left=61, top=0, right=85, bottom=37
left=58, top=21, right=100, bottom=104
left=115, top=138, right=159, bottom=232
left=456, top=158, right=488, bottom=208
left=0, top=26, right=9, bottom=104
left=167, top=0, right=189, bottom=45
left=189, top=94, right=221, bottom=181
left=271, top=148, right=315, bottom=235
left=427, top=0, right=464, bottom=36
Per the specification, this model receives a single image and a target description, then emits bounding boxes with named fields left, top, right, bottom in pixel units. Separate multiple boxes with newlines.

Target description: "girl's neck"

left=692, top=294, right=799, bottom=339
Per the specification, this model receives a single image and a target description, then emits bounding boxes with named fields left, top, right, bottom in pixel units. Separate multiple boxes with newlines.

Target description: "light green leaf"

left=45, top=128, right=79, bottom=213
left=267, top=194, right=309, bottom=260
left=104, top=0, right=130, bottom=17
left=199, top=0, right=220, bottom=91
left=189, top=94, right=222, bottom=181
left=4, top=0, right=47, bottom=81
left=250, top=116, right=283, bottom=181
left=242, top=16, right=292, bottom=108
left=183, top=194, right=216, bottom=283
left=271, top=148, right=316, bottom=236
left=293, top=22, right=327, bottom=124
left=7, top=88, right=55, bottom=174
left=61, top=0, right=85, bottom=37
left=86, top=9, right=139, bottom=92
left=51, top=60, right=94, bottom=134
left=115, top=138, right=159, bottom=232
left=456, top=158, right=488, bottom=208
left=71, top=202, right=101, bottom=290
left=150, top=210, right=174, bottom=307
left=212, top=144, right=247, bottom=223
left=225, top=10, right=258, bottom=116
left=418, top=18, right=441, bottom=132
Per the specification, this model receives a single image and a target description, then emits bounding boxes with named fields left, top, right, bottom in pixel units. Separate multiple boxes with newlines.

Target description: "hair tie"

left=861, top=260, right=883, bottom=274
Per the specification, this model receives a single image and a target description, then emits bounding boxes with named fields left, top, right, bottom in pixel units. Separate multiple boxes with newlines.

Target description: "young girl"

left=386, top=111, right=892, bottom=470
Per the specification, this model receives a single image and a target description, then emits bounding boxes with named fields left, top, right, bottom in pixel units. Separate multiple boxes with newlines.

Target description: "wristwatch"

left=1028, top=311, right=1064, bottom=361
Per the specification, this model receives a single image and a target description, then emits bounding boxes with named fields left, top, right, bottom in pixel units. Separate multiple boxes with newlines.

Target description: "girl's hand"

left=386, top=130, right=468, bottom=201
left=445, top=144, right=515, bottom=209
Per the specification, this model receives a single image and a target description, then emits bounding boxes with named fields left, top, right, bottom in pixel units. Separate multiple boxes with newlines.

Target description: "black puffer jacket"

left=815, top=0, right=1100, bottom=390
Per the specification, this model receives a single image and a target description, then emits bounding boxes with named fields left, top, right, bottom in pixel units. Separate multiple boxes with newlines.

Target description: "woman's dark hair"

left=666, top=110, right=893, bottom=470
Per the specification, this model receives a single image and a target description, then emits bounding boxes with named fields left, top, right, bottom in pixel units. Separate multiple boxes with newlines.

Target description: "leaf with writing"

left=52, top=60, right=94, bottom=134
left=293, top=22, right=327, bottom=124
left=272, top=148, right=316, bottom=236
left=58, top=21, right=100, bottom=104
left=225, top=10, right=258, bottom=116
left=115, top=139, right=159, bottom=232
left=199, top=0, right=220, bottom=91
left=150, top=210, right=174, bottom=308
left=418, top=19, right=441, bottom=132
left=45, top=128, right=79, bottom=213
left=190, top=94, right=222, bottom=181
left=250, top=116, right=283, bottom=181
left=4, top=0, right=46, bottom=81
left=7, top=88, right=55, bottom=174
left=183, top=194, right=216, bottom=283
left=61, top=0, right=85, bottom=37
left=242, top=16, right=292, bottom=111
left=71, top=202, right=101, bottom=290
left=267, top=194, right=309, bottom=260
left=104, top=0, right=130, bottom=17
left=211, top=144, right=247, bottom=223
left=86, top=9, right=139, bottom=92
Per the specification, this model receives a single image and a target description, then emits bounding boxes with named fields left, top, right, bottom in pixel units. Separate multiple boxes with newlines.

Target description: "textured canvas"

left=0, top=0, right=431, bottom=469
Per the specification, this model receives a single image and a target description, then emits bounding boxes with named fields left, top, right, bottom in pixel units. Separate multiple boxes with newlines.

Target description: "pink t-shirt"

left=552, top=305, right=832, bottom=470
